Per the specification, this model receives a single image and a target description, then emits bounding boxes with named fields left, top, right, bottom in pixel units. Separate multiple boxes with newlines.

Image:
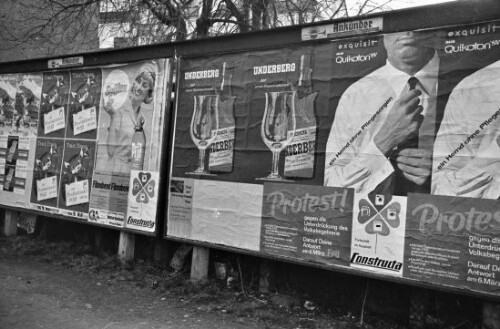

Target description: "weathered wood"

left=259, top=259, right=275, bottom=294
left=190, top=246, right=209, bottom=282
left=3, top=210, right=18, bottom=236
left=483, top=302, right=500, bottom=329
left=118, top=231, right=135, bottom=264
left=408, top=288, right=429, bottom=329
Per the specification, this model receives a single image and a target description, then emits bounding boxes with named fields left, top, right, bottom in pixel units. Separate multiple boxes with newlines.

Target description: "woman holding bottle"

left=103, top=63, right=156, bottom=174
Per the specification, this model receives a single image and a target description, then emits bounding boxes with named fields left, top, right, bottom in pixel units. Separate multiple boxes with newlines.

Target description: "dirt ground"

left=0, top=233, right=488, bottom=329
left=0, top=235, right=405, bottom=329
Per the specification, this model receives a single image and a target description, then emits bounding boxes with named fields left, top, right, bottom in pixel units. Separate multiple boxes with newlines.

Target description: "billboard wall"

left=167, top=21, right=500, bottom=297
left=0, top=58, right=171, bottom=234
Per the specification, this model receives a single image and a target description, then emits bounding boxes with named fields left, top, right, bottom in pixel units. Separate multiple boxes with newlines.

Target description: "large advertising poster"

left=0, top=58, right=172, bottom=235
left=405, top=193, right=500, bottom=295
left=167, top=21, right=500, bottom=298
left=0, top=73, right=41, bottom=208
left=89, top=60, right=169, bottom=232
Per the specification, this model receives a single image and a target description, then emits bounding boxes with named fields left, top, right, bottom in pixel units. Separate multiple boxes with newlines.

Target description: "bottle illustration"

left=284, top=53, right=318, bottom=178
left=208, top=62, right=236, bottom=173
left=131, top=122, right=146, bottom=171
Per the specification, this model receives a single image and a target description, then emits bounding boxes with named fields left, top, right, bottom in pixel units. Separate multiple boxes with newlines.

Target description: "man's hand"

left=396, top=148, right=431, bottom=185
left=374, top=89, right=423, bottom=156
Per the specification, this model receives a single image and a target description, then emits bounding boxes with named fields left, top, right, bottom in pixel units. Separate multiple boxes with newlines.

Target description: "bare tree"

left=0, top=0, right=99, bottom=60
left=0, top=0, right=397, bottom=61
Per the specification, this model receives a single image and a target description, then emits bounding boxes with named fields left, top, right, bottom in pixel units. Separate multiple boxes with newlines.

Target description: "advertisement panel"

left=167, top=21, right=500, bottom=297
left=405, top=193, right=500, bottom=294
left=0, top=73, right=41, bottom=208
left=0, top=58, right=171, bottom=235
left=89, top=59, right=169, bottom=233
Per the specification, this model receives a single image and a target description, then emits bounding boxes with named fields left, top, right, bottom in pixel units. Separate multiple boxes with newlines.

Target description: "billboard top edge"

left=1, top=0, right=499, bottom=73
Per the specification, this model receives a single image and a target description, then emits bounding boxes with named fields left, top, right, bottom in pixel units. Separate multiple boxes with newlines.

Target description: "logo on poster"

left=413, top=203, right=500, bottom=235
left=335, top=53, right=377, bottom=64
left=266, top=189, right=349, bottom=217
left=444, top=42, right=493, bottom=54
left=447, top=24, right=498, bottom=38
left=103, top=70, right=129, bottom=111
left=350, top=252, right=402, bottom=271
left=357, top=196, right=401, bottom=237
left=184, top=70, right=219, bottom=80
left=253, top=63, right=296, bottom=75
left=127, top=216, right=155, bottom=228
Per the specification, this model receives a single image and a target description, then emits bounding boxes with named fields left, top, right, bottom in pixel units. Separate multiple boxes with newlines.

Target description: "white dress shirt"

left=324, top=53, right=439, bottom=195
left=432, top=60, right=500, bottom=199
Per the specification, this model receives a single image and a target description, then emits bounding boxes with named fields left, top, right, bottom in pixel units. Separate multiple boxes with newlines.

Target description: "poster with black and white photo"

left=167, top=20, right=500, bottom=298
left=0, top=73, right=40, bottom=208
left=89, top=59, right=170, bottom=232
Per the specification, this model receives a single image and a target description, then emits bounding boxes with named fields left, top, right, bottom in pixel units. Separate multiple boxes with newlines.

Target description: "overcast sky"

left=387, top=0, right=457, bottom=9
left=343, top=0, right=458, bottom=16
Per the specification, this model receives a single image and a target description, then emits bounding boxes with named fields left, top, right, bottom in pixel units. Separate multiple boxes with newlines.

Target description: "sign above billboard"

left=48, top=57, right=84, bottom=69
left=301, top=17, right=383, bottom=41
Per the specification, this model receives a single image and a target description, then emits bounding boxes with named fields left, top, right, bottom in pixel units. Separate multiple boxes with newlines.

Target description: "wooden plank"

left=118, top=231, right=135, bottom=264
left=483, top=302, right=500, bottom=329
left=190, top=246, right=209, bottom=282
left=3, top=210, right=18, bottom=236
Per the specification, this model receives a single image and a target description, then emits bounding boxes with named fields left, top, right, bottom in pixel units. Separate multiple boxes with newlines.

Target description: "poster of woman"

left=90, top=59, right=168, bottom=227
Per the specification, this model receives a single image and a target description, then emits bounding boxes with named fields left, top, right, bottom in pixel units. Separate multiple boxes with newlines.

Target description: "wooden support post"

left=3, top=210, right=18, bottom=236
left=118, top=231, right=135, bottom=264
left=259, top=259, right=275, bottom=294
left=190, top=246, right=209, bottom=282
left=483, top=302, right=500, bottom=329
left=408, top=287, right=429, bottom=329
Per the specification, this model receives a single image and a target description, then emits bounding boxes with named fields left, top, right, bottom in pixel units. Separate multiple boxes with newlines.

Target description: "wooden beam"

left=3, top=210, right=18, bottom=236
left=118, top=231, right=135, bottom=264
left=483, top=302, right=500, bottom=329
left=190, top=246, right=209, bottom=282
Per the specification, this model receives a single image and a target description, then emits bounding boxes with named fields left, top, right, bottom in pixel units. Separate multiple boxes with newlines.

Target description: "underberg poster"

left=167, top=20, right=500, bottom=298
left=0, top=73, right=41, bottom=208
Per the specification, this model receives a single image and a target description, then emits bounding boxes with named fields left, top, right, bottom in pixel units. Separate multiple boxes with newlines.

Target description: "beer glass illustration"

left=187, top=95, right=219, bottom=175
left=257, top=91, right=296, bottom=181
